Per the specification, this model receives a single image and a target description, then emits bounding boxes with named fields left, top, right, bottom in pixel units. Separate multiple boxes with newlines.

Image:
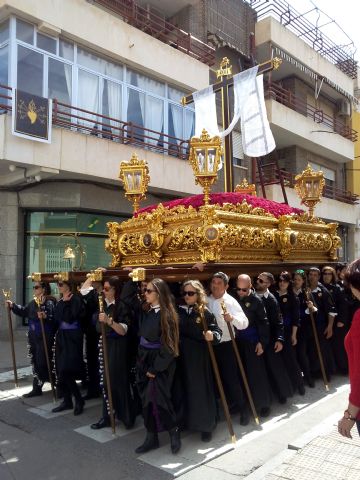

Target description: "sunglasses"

left=33, top=285, right=41, bottom=290
left=145, top=288, right=156, bottom=294
left=257, top=278, right=266, bottom=284
left=184, top=291, right=197, bottom=297
left=236, top=288, right=249, bottom=292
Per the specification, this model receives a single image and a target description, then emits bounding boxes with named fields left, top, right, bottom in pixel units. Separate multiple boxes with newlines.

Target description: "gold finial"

left=272, top=57, right=282, bottom=70
left=234, top=178, right=257, bottom=196
left=216, top=57, right=233, bottom=79
left=2, top=288, right=12, bottom=301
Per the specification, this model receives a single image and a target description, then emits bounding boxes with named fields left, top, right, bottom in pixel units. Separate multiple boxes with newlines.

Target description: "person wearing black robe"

left=178, top=279, right=222, bottom=442
left=293, top=269, right=315, bottom=388
left=8, top=282, right=56, bottom=397
left=79, top=278, right=102, bottom=399
left=52, top=280, right=86, bottom=415
left=274, top=272, right=305, bottom=396
left=235, top=274, right=272, bottom=420
left=321, top=266, right=349, bottom=374
left=255, top=272, right=293, bottom=405
left=91, top=276, right=135, bottom=430
left=305, top=267, right=337, bottom=381
left=135, top=278, right=181, bottom=455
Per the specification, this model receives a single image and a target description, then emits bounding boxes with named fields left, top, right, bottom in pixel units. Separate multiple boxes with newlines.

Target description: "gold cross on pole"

left=181, top=57, right=282, bottom=192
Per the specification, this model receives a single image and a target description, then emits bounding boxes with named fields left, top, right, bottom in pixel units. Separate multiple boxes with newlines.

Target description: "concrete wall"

left=256, top=17, right=353, bottom=96
left=0, top=0, right=209, bottom=92
left=0, top=116, right=202, bottom=197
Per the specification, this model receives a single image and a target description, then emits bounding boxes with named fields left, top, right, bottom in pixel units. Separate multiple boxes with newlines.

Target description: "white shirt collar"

left=150, top=304, right=160, bottom=313
left=105, top=298, right=115, bottom=307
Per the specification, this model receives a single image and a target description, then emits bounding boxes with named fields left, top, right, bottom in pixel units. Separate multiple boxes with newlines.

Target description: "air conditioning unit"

left=336, top=99, right=351, bottom=117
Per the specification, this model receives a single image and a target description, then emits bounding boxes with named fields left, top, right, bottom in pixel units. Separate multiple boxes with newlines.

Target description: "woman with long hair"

left=338, top=259, right=360, bottom=438
left=7, top=282, right=56, bottom=398
left=91, top=276, right=135, bottom=430
left=135, top=278, right=181, bottom=455
left=274, top=271, right=305, bottom=396
left=52, top=280, right=85, bottom=415
left=178, top=280, right=222, bottom=442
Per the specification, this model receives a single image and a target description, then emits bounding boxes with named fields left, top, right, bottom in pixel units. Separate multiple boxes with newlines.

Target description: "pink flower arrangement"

left=137, top=192, right=303, bottom=218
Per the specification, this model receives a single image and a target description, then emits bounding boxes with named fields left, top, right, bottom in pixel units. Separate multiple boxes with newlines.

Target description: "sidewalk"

left=0, top=329, right=29, bottom=373
left=246, top=412, right=360, bottom=480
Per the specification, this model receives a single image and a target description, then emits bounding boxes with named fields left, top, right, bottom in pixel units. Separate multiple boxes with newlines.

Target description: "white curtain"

left=170, top=104, right=183, bottom=143
left=184, top=109, right=194, bottom=141
left=106, top=80, right=122, bottom=136
left=77, top=69, right=99, bottom=131
left=135, top=73, right=164, bottom=144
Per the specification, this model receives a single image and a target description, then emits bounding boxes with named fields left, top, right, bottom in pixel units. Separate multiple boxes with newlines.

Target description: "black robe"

left=54, top=294, right=85, bottom=381
left=236, top=292, right=272, bottom=411
left=136, top=307, right=178, bottom=433
left=274, top=291, right=304, bottom=391
left=81, top=288, right=100, bottom=396
left=96, top=301, right=134, bottom=428
left=178, top=305, right=222, bottom=433
left=260, top=291, right=293, bottom=400
left=12, top=297, right=56, bottom=385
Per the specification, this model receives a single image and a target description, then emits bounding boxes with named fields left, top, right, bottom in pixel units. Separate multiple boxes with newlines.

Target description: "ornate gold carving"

left=53, top=272, right=69, bottom=282
left=234, top=178, right=256, bottom=196
left=27, top=272, right=42, bottom=282
left=275, top=215, right=298, bottom=260
left=294, top=164, right=325, bottom=219
left=216, top=57, right=232, bottom=79
left=129, top=268, right=146, bottom=282
left=119, top=153, right=150, bottom=213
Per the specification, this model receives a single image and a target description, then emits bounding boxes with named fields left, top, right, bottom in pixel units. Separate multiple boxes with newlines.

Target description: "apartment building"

left=251, top=0, right=360, bottom=261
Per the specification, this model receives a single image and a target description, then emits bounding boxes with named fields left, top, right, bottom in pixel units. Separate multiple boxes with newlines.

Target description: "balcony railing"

left=91, top=0, right=215, bottom=66
left=257, top=164, right=359, bottom=205
left=264, top=81, right=358, bottom=142
left=0, top=85, right=190, bottom=160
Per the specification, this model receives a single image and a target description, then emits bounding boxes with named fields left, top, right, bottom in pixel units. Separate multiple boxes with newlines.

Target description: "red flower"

left=137, top=193, right=303, bottom=218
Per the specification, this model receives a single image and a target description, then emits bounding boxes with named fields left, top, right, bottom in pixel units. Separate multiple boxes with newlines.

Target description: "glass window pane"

left=129, top=70, right=165, bottom=96
left=16, top=19, right=34, bottom=44
left=168, top=103, right=183, bottom=140
left=77, top=69, right=99, bottom=127
left=168, top=86, right=185, bottom=101
left=17, top=45, right=43, bottom=96
left=127, top=87, right=144, bottom=126
left=37, top=32, right=57, bottom=54
left=0, top=45, right=8, bottom=86
left=103, top=79, right=122, bottom=135
left=59, top=39, right=74, bottom=61
left=48, top=58, right=71, bottom=103
left=184, top=109, right=195, bottom=140
left=77, top=47, right=122, bottom=80
left=0, top=19, right=9, bottom=44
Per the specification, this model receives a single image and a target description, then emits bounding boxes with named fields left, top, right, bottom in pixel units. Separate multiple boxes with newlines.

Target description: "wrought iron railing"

left=0, top=85, right=190, bottom=159
left=91, top=0, right=215, bottom=66
left=264, top=81, right=357, bottom=142
left=257, top=164, right=359, bottom=205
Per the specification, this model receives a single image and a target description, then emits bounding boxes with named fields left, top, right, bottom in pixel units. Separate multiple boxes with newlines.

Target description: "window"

left=48, top=58, right=72, bottom=104
left=24, top=211, right=126, bottom=306
left=0, top=45, right=8, bottom=86
left=59, top=39, right=74, bottom=61
left=78, top=46, right=123, bottom=80
left=102, top=79, right=122, bottom=136
left=77, top=69, right=99, bottom=128
left=37, top=32, right=57, bottom=54
left=16, top=19, right=34, bottom=44
left=0, top=19, right=9, bottom=44
left=17, top=45, right=43, bottom=96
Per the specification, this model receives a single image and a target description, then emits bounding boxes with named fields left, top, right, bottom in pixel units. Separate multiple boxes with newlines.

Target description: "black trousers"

left=84, top=327, right=100, bottom=394
left=214, top=341, right=246, bottom=411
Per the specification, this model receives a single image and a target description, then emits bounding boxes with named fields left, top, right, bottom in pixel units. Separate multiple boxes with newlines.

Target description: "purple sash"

left=140, top=336, right=161, bottom=349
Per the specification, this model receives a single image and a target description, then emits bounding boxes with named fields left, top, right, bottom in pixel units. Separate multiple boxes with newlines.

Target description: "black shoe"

left=306, top=376, right=315, bottom=388
left=52, top=401, right=73, bottom=413
left=201, top=432, right=212, bottom=442
left=260, top=407, right=271, bottom=417
left=74, top=400, right=84, bottom=416
left=91, top=417, right=111, bottom=430
left=278, top=396, right=287, bottom=405
left=169, top=427, right=181, bottom=454
left=240, top=409, right=250, bottom=426
left=23, top=389, right=42, bottom=398
left=298, top=384, right=306, bottom=396
left=135, top=432, right=159, bottom=454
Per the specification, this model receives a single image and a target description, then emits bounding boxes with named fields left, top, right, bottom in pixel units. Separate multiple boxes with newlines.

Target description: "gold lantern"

left=60, top=233, right=86, bottom=271
left=189, top=129, right=223, bottom=205
left=294, top=164, right=325, bottom=219
left=119, top=153, right=150, bottom=213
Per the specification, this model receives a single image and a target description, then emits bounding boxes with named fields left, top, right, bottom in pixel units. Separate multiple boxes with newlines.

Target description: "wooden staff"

left=198, top=304, right=236, bottom=443
left=34, top=296, right=56, bottom=402
left=221, top=300, right=260, bottom=425
left=98, top=294, right=116, bottom=434
left=304, top=286, right=330, bottom=391
left=2, top=289, right=19, bottom=387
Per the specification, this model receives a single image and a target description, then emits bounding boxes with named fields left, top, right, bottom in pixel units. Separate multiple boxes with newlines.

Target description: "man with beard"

left=235, top=274, right=272, bottom=419
left=255, top=272, right=293, bottom=407
left=207, top=272, right=249, bottom=425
